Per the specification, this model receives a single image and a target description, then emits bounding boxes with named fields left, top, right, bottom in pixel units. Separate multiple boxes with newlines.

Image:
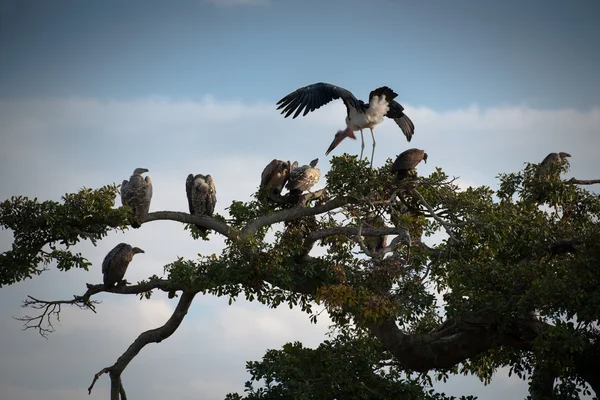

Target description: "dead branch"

left=88, top=367, right=111, bottom=395
left=18, top=279, right=177, bottom=337
left=88, top=291, right=197, bottom=400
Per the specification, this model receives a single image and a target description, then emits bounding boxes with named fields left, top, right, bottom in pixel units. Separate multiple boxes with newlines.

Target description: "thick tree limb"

left=243, top=196, right=350, bottom=236
left=365, top=315, right=547, bottom=372
left=88, top=291, right=197, bottom=400
left=529, top=364, right=556, bottom=400
left=565, top=178, right=600, bottom=185
left=145, top=211, right=235, bottom=238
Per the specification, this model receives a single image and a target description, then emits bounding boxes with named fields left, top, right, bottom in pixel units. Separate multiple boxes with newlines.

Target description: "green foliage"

left=227, top=329, right=476, bottom=400
left=3, top=155, right=600, bottom=399
left=0, top=184, right=129, bottom=286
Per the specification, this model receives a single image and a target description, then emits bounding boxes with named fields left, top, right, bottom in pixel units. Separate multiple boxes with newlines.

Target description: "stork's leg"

left=359, top=129, right=365, bottom=161
left=369, top=128, right=376, bottom=168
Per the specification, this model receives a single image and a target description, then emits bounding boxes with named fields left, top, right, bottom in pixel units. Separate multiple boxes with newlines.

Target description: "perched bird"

left=276, top=82, right=414, bottom=167
left=392, top=149, right=428, bottom=181
left=186, top=173, right=217, bottom=234
left=121, top=168, right=153, bottom=228
left=536, top=152, right=571, bottom=180
left=102, top=243, right=145, bottom=288
left=286, top=158, right=320, bottom=194
left=260, top=159, right=298, bottom=195
left=363, top=213, right=388, bottom=253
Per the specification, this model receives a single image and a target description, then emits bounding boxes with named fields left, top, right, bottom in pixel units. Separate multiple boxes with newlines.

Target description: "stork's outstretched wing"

left=276, top=82, right=361, bottom=119
left=387, top=101, right=415, bottom=142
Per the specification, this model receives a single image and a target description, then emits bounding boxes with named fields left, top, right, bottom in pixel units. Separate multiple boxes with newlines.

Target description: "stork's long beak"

left=325, top=128, right=356, bottom=156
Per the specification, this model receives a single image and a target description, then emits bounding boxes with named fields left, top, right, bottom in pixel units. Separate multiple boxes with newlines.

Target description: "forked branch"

left=88, top=291, right=197, bottom=400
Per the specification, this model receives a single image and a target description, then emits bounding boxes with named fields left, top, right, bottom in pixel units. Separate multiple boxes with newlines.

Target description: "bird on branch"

left=536, top=152, right=571, bottom=181
left=121, top=168, right=153, bottom=228
left=391, top=149, right=428, bottom=181
left=186, top=173, right=217, bottom=234
left=260, top=159, right=298, bottom=196
left=286, top=158, right=321, bottom=195
left=276, top=82, right=414, bottom=167
left=102, top=243, right=145, bottom=288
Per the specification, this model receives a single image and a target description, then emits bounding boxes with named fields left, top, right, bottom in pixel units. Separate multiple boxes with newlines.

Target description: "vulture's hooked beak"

left=325, top=128, right=356, bottom=156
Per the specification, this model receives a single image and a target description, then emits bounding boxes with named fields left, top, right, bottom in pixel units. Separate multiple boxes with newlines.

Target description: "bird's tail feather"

left=370, top=86, right=398, bottom=102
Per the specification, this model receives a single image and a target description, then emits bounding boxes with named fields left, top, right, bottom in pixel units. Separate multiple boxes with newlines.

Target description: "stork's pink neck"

left=344, top=127, right=356, bottom=139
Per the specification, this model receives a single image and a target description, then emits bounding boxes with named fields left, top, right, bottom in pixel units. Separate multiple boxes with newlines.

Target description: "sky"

left=0, top=0, right=599, bottom=399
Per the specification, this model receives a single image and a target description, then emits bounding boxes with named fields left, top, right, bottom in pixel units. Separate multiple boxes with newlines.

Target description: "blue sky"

left=0, top=1, right=599, bottom=400
left=1, top=0, right=599, bottom=109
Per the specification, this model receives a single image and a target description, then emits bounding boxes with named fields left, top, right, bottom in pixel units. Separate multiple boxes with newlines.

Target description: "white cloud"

left=0, top=97, right=599, bottom=400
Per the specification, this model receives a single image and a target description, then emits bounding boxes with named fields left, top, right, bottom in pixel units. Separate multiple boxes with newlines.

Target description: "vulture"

left=536, top=152, right=571, bottom=180
left=186, top=173, right=217, bottom=234
left=102, top=243, right=145, bottom=288
left=276, top=82, right=414, bottom=167
left=260, top=159, right=298, bottom=195
left=363, top=213, right=388, bottom=253
left=391, top=149, right=428, bottom=181
left=121, top=168, right=153, bottom=228
left=286, top=158, right=321, bottom=194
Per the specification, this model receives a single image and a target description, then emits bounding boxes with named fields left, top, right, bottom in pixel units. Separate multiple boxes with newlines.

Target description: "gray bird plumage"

left=391, top=149, right=428, bottom=181
left=286, top=158, right=320, bottom=193
left=186, top=173, right=217, bottom=234
left=102, top=243, right=145, bottom=288
left=121, top=168, right=153, bottom=228
left=536, top=152, right=571, bottom=181
left=261, top=159, right=298, bottom=195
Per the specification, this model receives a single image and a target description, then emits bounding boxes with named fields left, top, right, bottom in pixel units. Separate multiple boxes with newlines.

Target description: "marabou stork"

left=391, top=149, right=428, bottom=181
left=276, top=82, right=415, bottom=167
left=186, top=174, right=217, bottom=234
left=102, top=243, right=145, bottom=288
left=121, top=168, right=153, bottom=228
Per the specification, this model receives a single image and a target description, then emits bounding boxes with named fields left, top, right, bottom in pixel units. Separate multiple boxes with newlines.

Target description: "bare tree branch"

left=88, top=291, right=197, bottom=400
left=243, top=196, right=350, bottom=236
left=18, top=279, right=178, bottom=335
left=565, top=178, right=600, bottom=185
left=408, top=188, right=462, bottom=241
left=145, top=211, right=235, bottom=238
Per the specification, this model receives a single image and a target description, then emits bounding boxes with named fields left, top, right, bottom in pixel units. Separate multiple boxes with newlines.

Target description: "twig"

left=15, top=295, right=100, bottom=338
left=356, top=223, right=375, bottom=258
left=19, top=279, right=176, bottom=337
left=88, top=367, right=111, bottom=395
left=408, top=188, right=460, bottom=242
